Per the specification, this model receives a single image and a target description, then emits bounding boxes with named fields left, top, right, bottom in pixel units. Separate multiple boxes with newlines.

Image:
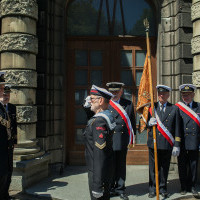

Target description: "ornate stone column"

left=0, top=0, right=49, bottom=190
left=192, top=0, right=200, bottom=99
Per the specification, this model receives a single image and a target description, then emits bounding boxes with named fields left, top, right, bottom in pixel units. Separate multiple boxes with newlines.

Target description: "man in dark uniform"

left=106, top=82, right=136, bottom=200
left=84, top=85, right=116, bottom=200
left=147, top=85, right=181, bottom=198
left=2, top=85, right=17, bottom=200
left=0, top=72, right=10, bottom=200
left=176, top=84, right=200, bottom=197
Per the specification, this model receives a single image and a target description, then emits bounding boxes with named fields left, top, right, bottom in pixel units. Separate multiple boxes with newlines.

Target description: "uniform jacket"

left=84, top=110, right=115, bottom=193
left=109, top=97, right=136, bottom=151
left=7, top=103, right=17, bottom=151
left=147, top=102, right=181, bottom=150
left=178, top=101, right=200, bottom=150
left=0, top=103, right=9, bottom=176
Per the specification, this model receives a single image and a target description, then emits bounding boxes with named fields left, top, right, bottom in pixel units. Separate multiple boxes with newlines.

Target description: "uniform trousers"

left=149, top=148, right=172, bottom=193
left=88, top=170, right=110, bottom=200
left=0, top=175, right=8, bottom=200
left=111, top=149, right=127, bottom=194
left=4, top=149, right=13, bottom=199
left=178, top=148, right=198, bottom=190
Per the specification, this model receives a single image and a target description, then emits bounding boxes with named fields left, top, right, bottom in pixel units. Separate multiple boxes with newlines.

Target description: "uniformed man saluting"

left=147, top=85, right=181, bottom=198
left=176, top=84, right=200, bottom=197
left=2, top=85, right=17, bottom=200
left=84, top=85, right=116, bottom=200
left=0, top=72, right=11, bottom=200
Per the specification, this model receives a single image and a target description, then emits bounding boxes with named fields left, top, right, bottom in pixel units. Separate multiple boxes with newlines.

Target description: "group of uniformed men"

left=83, top=81, right=200, bottom=200
left=0, top=72, right=17, bottom=200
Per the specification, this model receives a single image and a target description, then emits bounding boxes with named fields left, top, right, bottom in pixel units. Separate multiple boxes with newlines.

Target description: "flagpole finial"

left=144, top=18, right=149, bottom=32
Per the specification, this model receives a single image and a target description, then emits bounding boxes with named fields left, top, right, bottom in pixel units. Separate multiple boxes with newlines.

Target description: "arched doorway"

left=65, top=0, right=157, bottom=165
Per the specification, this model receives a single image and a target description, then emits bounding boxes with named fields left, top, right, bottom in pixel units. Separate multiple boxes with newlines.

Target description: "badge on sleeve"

left=99, top=133, right=103, bottom=138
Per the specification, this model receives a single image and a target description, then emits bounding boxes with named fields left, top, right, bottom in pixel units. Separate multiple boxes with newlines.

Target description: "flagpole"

left=144, top=18, right=159, bottom=200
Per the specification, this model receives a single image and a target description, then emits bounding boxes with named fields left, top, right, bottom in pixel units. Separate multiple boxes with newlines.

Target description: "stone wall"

left=36, top=0, right=65, bottom=172
left=159, top=0, right=193, bottom=103
left=192, top=0, right=200, bottom=100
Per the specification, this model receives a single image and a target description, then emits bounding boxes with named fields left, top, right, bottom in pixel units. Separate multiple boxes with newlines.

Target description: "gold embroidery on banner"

left=95, top=141, right=106, bottom=149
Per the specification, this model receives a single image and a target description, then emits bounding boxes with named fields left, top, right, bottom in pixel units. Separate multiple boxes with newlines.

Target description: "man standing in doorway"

left=2, top=85, right=17, bottom=200
left=176, top=84, right=200, bottom=197
left=147, top=85, right=181, bottom=198
left=0, top=72, right=10, bottom=200
left=84, top=85, right=116, bottom=200
left=106, top=82, right=136, bottom=200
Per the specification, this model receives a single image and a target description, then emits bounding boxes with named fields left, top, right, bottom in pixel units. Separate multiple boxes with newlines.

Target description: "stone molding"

left=0, top=0, right=38, bottom=20
left=3, top=70, right=37, bottom=88
left=191, top=36, right=200, bottom=55
left=0, top=33, right=38, bottom=54
left=193, top=71, right=200, bottom=86
left=192, top=1, right=200, bottom=22
left=17, top=106, right=37, bottom=123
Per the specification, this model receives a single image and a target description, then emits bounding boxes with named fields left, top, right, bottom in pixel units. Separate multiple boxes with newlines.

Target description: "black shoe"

left=160, top=192, right=169, bottom=198
left=119, top=193, right=129, bottom=200
left=180, top=190, right=187, bottom=195
left=191, top=187, right=199, bottom=197
left=148, top=192, right=156, bottom=198
left=110, top=190, right=117, bottom=197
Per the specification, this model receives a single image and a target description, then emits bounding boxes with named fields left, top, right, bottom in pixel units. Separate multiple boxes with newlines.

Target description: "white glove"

left=148, top=117, right=157, bottom=126
left=172, top=146, right=180, bottom=157
left=83, top=96, right=91, bottom=108
left=92, top=191, right=103, bottom=198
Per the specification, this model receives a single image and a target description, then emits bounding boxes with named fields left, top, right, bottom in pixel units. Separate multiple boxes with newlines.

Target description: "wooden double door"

left=66, top=36, right=156, bottom=165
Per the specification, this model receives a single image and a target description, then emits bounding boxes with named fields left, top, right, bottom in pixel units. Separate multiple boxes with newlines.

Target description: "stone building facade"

left=0, top=0, right=199, bottom=190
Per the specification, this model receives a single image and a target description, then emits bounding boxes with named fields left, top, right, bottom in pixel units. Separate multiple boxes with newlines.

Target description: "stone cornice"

left=0, top=33, right=38, bottom=54
left=0, top=0, right=38, bottom=20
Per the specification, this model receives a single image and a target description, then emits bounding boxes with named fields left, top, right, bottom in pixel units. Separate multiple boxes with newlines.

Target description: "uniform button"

left=193, top=134, right=195, bottom=136
left=159, top=133, right=161, bottom=135
left=186, top=128, right=188, bottom=130
left=166, top=120, right=168, bottom=122
left=12, top=146, right=14, bottom=148
left=122, top=124, right=124, bottom=127
left=114, top=131, right=116, bottom=134
left=193, top=128, right=195, bottom=130
left=122, top=132, right=123, bottom=134
left=8, top=147, right=9, bottom=149
left=186, top=134, right=188, bottom=136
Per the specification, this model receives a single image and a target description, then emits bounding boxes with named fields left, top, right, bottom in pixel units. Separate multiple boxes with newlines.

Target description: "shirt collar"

left=158, top=101, right=167, bottom=108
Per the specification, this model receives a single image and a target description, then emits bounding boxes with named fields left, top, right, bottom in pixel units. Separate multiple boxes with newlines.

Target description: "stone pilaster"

left=0, top=0, right=49, bottom=190
left=192, top=0, right=200, bottom=102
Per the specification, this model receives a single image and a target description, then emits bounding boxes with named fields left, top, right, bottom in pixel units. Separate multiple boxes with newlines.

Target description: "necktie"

left=187, top=103, right=190, bottom=108
left=160, top=104, right=164, bottom=119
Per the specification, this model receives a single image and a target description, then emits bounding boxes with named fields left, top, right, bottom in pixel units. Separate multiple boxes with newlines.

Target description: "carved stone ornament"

left=191, top=1, right=200, bottom=22
left=0, top=0, right=38, bottom=20
left=3, top=70, right=37, bottom=88
left=0, top=33, right=38, bottom=54
left=16, top=106, right=37, bottom=123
